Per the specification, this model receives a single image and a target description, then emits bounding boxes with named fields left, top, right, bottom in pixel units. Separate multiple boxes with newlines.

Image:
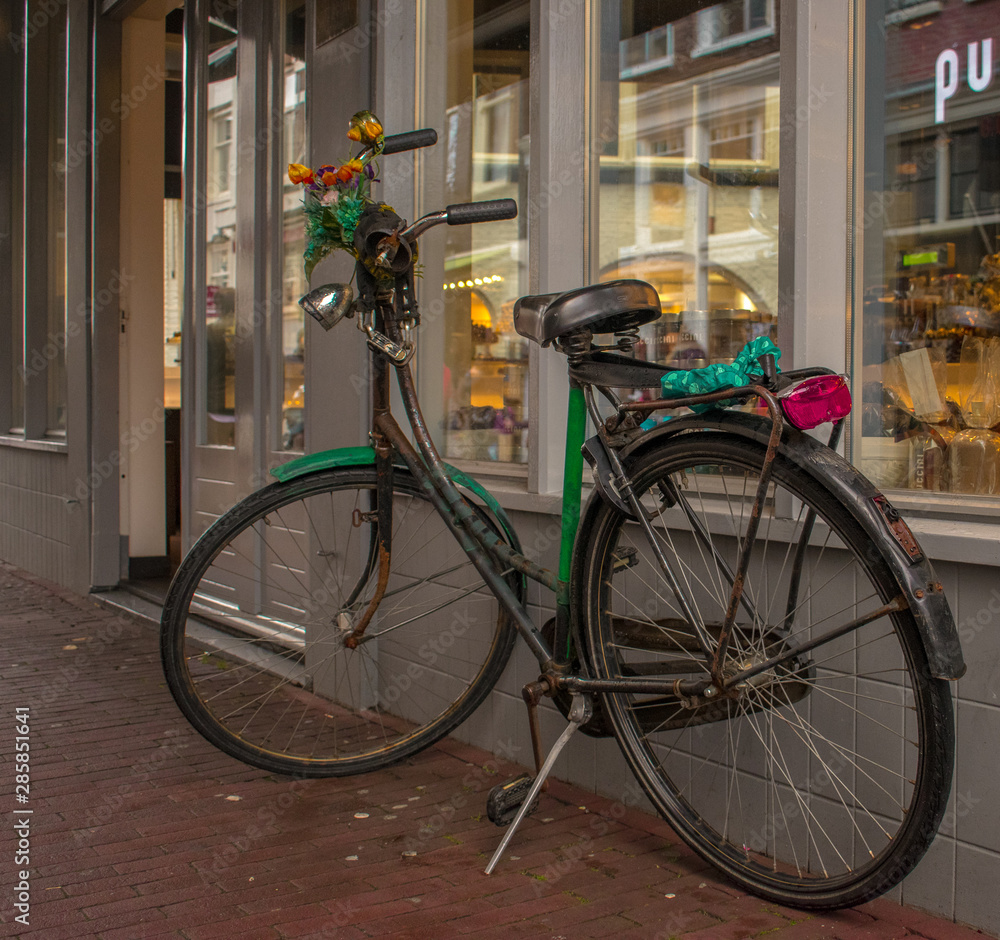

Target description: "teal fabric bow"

left=641, top=336, right=782, bottom=429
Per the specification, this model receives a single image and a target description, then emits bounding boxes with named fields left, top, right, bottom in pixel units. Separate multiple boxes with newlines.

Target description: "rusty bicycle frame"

left=346, top=287, right=849, bottom=714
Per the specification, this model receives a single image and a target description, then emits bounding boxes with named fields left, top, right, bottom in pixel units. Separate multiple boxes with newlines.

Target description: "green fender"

left=270, top=446, right=524, bottom=557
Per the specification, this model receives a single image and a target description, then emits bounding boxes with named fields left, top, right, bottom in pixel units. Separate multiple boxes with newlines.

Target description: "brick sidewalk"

left=0, top=562, right=993, bottom=940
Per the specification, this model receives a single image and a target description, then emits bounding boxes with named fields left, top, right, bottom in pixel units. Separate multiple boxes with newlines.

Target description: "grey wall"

left=0, top=449, right=80, bottom=590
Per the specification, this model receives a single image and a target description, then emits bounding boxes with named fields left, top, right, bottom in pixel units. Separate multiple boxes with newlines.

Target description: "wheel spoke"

left=161, top=470, right=517, bottom=776
left=585, top=435, right=952, bottom=907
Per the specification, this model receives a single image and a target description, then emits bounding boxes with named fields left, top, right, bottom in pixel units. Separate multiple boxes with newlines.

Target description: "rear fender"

left=585, top=411, right=965, bottom=680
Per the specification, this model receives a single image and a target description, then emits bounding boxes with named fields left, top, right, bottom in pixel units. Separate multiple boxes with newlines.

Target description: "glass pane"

left=164, top=198, right=183, bottom=407
left=598, top=2, right=779, bottom=386
left=423, top=0, right=530, bottom=464
left=859, top=1, right=1000, bottom=495
left=46, top=3, right=67, bottom=432
left=281, top=0, right=306, bottom=452
left=8, top=7, right=24, bottom=431
left=203, top=8, right=238, bottom=446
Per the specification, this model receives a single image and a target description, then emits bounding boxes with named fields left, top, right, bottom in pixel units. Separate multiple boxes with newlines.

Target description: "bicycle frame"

left=355, top=297, right=803, bottom=699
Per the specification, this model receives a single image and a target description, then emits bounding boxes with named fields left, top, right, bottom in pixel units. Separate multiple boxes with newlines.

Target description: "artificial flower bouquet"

left=287, top=110, right=388, bottom=280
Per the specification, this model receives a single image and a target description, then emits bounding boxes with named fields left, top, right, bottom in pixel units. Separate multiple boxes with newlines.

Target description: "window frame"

left=375, top=1, right=858, bottom=522
left=1, top=0, right=74, bottom=450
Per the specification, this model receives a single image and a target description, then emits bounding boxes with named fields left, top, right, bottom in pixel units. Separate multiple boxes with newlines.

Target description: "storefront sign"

left=935, top=39, right=993, bottom=123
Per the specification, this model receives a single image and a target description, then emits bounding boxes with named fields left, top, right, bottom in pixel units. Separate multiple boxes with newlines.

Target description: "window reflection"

left=203, top=11, right=238, bottom=446
left=433, top=0, right=530, bottom=464
left=860, top=0, right=1000, bottom=495
left=46, top=2, right=68, bottom=432
left=281, top=0, right=307, bottom=452
left=598, top=2, right=779, bottom=387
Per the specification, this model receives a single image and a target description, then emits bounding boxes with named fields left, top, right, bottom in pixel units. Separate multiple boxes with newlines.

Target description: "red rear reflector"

left=779, top=375, right=852, bottom=430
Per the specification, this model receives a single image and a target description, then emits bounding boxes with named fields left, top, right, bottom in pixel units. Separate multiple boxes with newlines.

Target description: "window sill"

left=886, top=1, right=943, bottom=25
left=691, top=26, right=775, bottom=58
left=471, top=472, right=1000, bottom=569
left=620, top=56, right=675, bottom=80
left=0, top=435, right=68, bottom=453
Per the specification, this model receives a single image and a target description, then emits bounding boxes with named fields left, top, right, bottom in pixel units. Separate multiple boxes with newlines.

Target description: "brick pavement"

left=0, top=562, right=994, bottom=940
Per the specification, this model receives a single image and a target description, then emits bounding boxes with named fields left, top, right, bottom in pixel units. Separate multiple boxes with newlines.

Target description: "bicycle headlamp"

left=299, top=283, right=355, bottom=331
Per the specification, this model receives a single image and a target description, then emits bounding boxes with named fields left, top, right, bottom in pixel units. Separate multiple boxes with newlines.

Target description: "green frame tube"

left=556, top=382, right=588, bottom=610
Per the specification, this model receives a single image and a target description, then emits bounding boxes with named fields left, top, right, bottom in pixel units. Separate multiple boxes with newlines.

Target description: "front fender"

left=596, top=411, right=965, bottom=680
left=270, top=446, right=524, bottom=557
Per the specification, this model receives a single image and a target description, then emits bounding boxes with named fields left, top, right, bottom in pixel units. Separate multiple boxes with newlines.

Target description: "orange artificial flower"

left=321, top=169, right=338, bottom=186
left=287, top=163, right=314, bottom=185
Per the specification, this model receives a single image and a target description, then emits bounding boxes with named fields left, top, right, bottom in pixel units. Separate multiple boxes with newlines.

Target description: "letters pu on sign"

left=935, top=39, right=993, bottom=123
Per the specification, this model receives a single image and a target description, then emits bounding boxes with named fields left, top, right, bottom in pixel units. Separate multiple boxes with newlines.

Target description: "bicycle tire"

left=579, top=432, right=954, bottom=909
left=161, top=466, right=518, bottom=777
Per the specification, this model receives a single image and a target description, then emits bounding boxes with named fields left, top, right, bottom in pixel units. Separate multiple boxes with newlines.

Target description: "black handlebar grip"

left=380, top=128, right=438, bottom=154
left=446, top=199, right=518, bottom=225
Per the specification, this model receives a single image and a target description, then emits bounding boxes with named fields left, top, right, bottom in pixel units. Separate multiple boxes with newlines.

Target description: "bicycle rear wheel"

left=579, top=433, right=953, bottom=909
left=161, top=467, right=518, bottom=776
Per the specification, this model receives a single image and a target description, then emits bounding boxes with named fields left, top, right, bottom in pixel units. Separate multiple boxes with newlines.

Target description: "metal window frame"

left=0, top=0, right=19, bottom=435
left=1, top=0, right=84, bottom=449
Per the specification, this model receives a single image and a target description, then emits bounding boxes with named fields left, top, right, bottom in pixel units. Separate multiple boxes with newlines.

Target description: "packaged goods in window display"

left=864, top=250, right=1000, bottom=493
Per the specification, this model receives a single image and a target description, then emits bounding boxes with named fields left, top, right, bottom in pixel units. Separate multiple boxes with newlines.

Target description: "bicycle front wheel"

left=161, top=467, right=518, bottom=776
left=579, top=433, right=954, bottom=909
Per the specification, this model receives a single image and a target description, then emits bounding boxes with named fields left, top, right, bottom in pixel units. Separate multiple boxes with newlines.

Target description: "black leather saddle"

left=512, top=279, right=661, bottom=347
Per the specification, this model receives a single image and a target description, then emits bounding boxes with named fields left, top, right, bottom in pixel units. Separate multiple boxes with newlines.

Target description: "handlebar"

left=446, top=199, right=517, bottom=225
left=380, top=128, right=438, bottom=155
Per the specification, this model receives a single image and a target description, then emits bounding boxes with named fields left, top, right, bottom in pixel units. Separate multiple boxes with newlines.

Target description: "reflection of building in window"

left=694, top=0, right=774, bottom=55
left=208, top=236, right=232, bottom=287
left=437, top=0, right=530, bottom=464
left=281, top=52, right=307, bottom=452
left=284, top=63, right=306, bottom=168
left=209, top=109, right=232, bottom=199
left=859, top=0, right=1000, bottom=495
left=473, top=79, right=522, bottom=186
left=163, top=200, right=184, bottom=408
left=620, top=24, right=674, bottom=80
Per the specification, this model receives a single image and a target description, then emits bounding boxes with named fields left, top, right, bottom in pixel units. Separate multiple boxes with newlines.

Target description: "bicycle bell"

left=299, top=283, right=355, bottom=331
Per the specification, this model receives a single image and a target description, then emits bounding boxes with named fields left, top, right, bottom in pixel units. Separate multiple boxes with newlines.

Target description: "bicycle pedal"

left=486, top=773, right=539, bottom=827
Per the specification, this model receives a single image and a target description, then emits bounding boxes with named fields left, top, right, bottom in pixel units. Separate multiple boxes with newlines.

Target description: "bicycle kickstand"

left=484, top=693, right=593, bottom=875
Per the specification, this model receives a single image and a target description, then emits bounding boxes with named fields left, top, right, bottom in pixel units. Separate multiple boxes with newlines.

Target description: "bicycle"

left=160, top=117, right=966, bottom=910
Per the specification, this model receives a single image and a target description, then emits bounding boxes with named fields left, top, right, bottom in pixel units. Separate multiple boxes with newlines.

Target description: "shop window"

left=202, top=12, right=238, bottom=447
left=280, top=0, right=307, bottom=452
left=859, top=0, right=1000, bottom=497
left=3, top=0, right=68, bottom=440
left=598, top=2, right=779, bottom=377
left=418, top=0, right=530, bottom=465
